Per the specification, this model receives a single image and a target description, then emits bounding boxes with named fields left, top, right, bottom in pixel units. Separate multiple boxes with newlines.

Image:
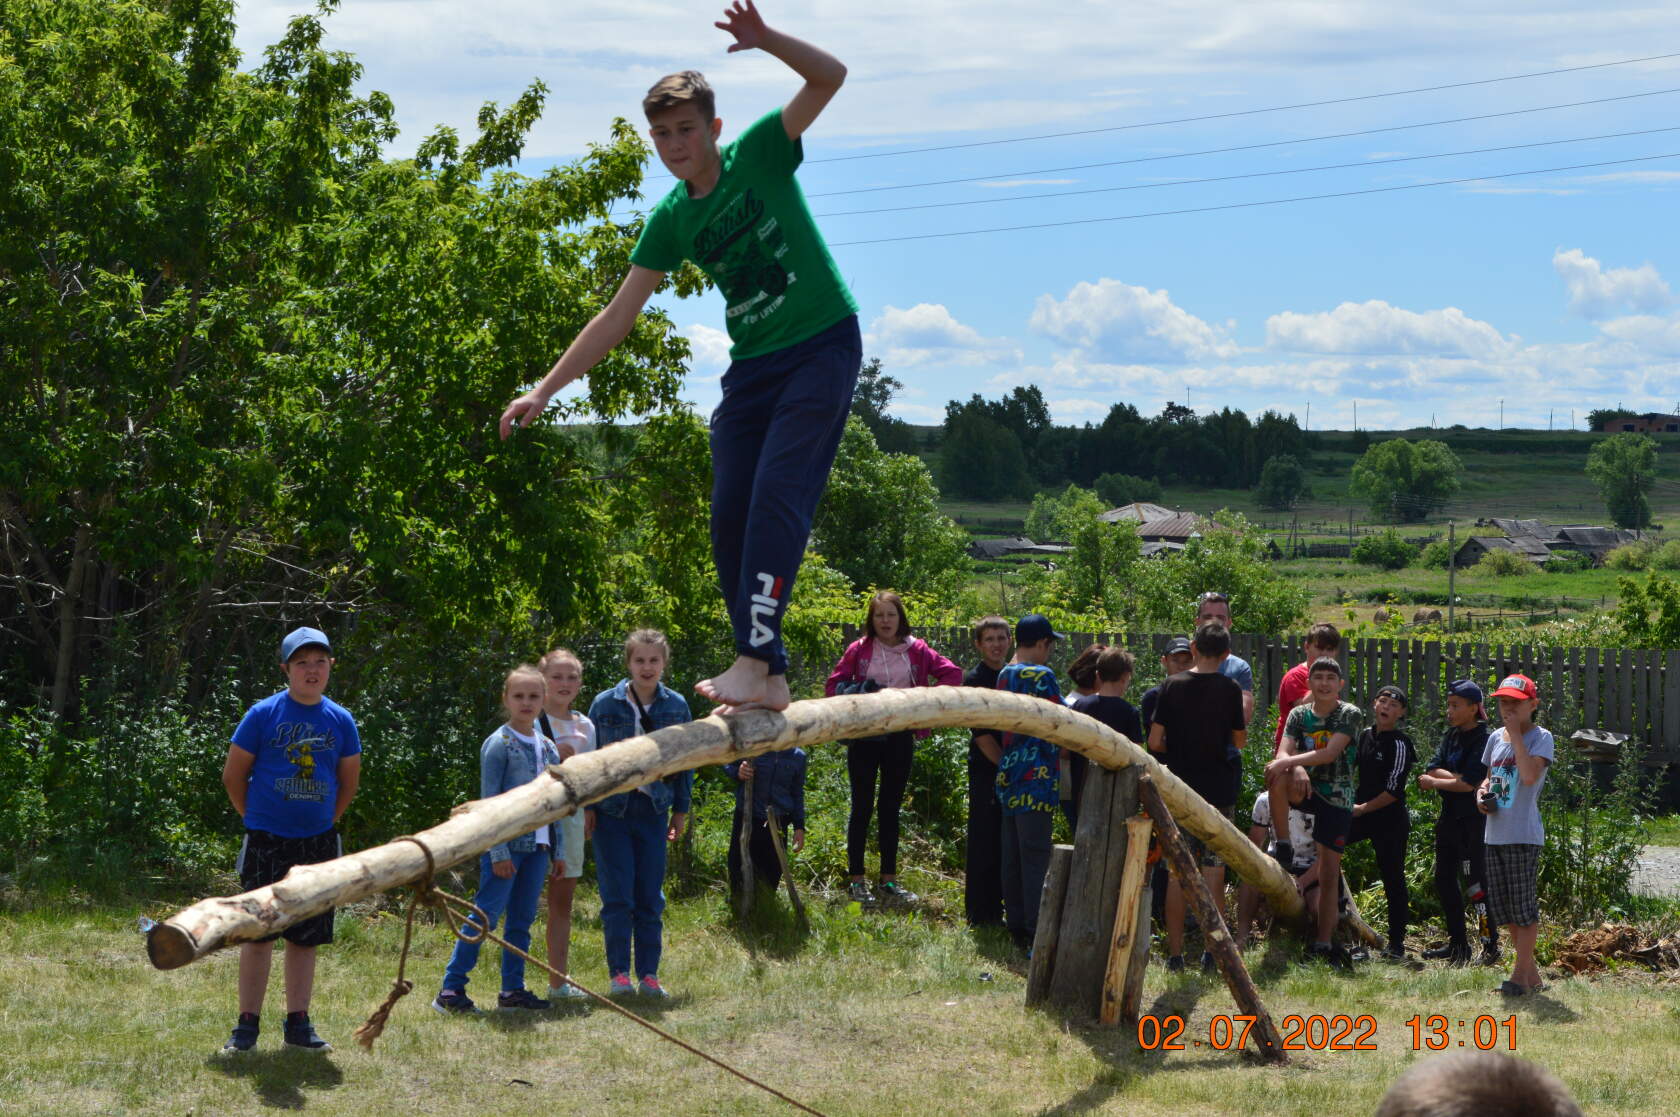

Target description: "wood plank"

left=1138, top=776, right=1287, bottom=1063
left=1633, top=649, right=1651, bottom=744
left=1048, top=767, right=1142, bottom=1018
left=1618, top=648, right=1635, bottom=733
left=1025, top=845, right=1075, bottom=1006
left=1100, top=816, right=1154, bottom=1027
left=1423, top=642, right=1442, bottom=720
left=1664, top=651, right=1680, bottom=758
left=1118, top=865, right=1153, bottom=1026
left=1585, top=646, right=1600, bottom=729
left=1549, top=648, right=1566, bottom=733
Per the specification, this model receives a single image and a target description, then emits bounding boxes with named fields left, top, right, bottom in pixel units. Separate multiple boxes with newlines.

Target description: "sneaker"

left=1165, top=954, right=1186, bottom=973
left=1379, top=945, right=1408, bottom=963
left=847, top=881, right=876, bottom=905
left=637, top=975, right=670, bottom=999
left=549, top=983, right=589, bottom=1001
left=1479, top=947, right=1503, bottom=967
left=1200, top=951, right=1216, bottom=974
left=878, top=881, right=918, bottom=905
left=221, top=1014, right=259, bottom=1054
left=497, top=989, right=550, bottom=1011
left=431, top=989, right=479, bottom=1015
left=1421, top=943, right=1464, bottom=960
left=1304, top=942, right=1352, bottom=970
left=282, top=1013, right=332, bottom=1051
left=608, top=973, right=635, bottom=997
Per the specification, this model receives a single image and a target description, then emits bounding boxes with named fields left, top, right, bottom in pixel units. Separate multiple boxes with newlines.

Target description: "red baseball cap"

left=1491, top=673, right=1538, bottom=700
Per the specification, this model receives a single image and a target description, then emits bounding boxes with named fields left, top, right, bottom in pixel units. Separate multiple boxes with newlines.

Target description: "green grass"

left=1647, top=814, right=1680, bottom=847
left=4, top=884, right=1678, bottom=1116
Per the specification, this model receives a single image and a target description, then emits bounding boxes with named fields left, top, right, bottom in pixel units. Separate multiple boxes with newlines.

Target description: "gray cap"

left=280, top=626, right=331, bottom=662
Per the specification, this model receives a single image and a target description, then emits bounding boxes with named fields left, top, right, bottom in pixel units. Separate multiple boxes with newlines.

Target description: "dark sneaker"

left=878, top=881, right=918, bottom=905
left=1305, top=942, right=1352, bottom=970
left=1165, top=954, right=1185, bottom=973
left=1421, top=943, right=1463, bottom=960
left=1380, top=945, right=1408, bottom=963
left=497, top=989, right=550, bottom=1011
left=847, top=881, right=876, bottom=905
left=282, top=1014, right=332, bottom=1051
left=1200, top=951, right=1216, bottom=974
left=221, top=1014, right=259, bottom=1054
left=432, top=989, right=479, bottom=1015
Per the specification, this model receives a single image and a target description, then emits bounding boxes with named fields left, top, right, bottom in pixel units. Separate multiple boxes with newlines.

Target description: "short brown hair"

left=1095, top=647, right=1135, bottom=683
left=623, top=628, right=671, bottom=665
left=971, top=615, right=1010, bottom=644
left=643, top=71, right=715, bottom=123
left=1192, top=622, right=1230, bottom=658
left=1375, top=1051, right=1582, bottom=1117
left=1305, top=622, right=1341, bottom=653
left=864, top=591, right=910, bottom=642
left=1068, top=643, right=1106, bottom=690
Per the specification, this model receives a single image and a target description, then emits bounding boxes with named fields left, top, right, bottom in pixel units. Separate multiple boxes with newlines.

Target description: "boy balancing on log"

left=500, top=0, right=859, bottom=714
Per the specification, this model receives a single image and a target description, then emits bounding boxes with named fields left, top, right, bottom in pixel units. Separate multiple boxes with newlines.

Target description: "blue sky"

left=235, top=1, right=1680, bottom=430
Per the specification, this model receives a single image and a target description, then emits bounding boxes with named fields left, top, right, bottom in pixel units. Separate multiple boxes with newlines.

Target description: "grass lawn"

left=5, top=883, right=1677, bottom=1116
left=1647, top=814, right=1680, bottom=847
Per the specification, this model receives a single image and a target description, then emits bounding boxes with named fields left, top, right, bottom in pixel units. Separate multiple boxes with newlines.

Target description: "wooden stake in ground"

left=1138, top=775, right=1287, bottom=1064
left=1338, top=871, right=1384, bottom=949
left=735, top=772, right=756, bottom=917
left=1100, top=815, right=1154, bottom=1026
left=1024, top=844, right=1074, bottom=1006
left=764, top=807, right=808, bottom=928
left=1046, top=766, right=1142, bottom=1019
left=145, top=689, right=1303, bottom=970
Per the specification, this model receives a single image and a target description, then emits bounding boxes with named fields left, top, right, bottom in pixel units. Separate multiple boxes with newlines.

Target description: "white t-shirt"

left=865, top=640, right=915, bottom=689
left=1251, top=790, right=1316, bottom=872
left=507, top=726, right=552, bottom=847
left=541, top=710, right=597, bottom=758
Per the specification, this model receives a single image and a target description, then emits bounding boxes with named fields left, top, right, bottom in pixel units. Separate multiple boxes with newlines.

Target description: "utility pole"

left=1548, top=408, right=1553, bottom=431
left=1499, top=399, right=1504, bottom=429
left=1305, top=402, right=1310, bottom=431
left=1447, top=522, right=1456, bottom=632
left=1348, top=507, right=1354, bottom=551
left=1353, top=401, right=1358, bottom=431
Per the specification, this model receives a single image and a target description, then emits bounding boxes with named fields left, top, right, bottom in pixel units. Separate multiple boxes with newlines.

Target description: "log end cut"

left=147, top=922, right=198, bottom=970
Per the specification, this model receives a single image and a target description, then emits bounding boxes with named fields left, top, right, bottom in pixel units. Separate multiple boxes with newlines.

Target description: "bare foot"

left=714, top=675, right=791, bottom=716
left=696, top=655, right=770, bottom=708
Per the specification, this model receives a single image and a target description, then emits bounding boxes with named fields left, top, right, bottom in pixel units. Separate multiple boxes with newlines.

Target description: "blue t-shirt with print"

left=995, top=663, right=1063, bottom=816
left=232, top=690, right=361, bottom=838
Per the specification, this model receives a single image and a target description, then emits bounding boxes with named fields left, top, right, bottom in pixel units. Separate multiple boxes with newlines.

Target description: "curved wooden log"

left=146, top=688, right=1304, bottom=969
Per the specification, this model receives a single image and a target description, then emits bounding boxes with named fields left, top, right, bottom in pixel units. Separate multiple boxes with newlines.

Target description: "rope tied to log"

left=351, top=836, right=827, bottom=1116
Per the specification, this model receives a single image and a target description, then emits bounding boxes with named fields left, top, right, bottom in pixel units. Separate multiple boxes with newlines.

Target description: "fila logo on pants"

left=748, top=573, right=784, bottom=647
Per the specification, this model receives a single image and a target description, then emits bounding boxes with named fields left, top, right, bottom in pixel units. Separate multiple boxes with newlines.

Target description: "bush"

left=1416, top=540, right=1453, bottom=569
left=1651, top=539, right=1680, bottom=571
left=1605, top=542, right=1653, bottom=570
left=1538, top=735, right=1659, bottom=925
left=1544, top=549, right=1594, bottom=573
left=1351, top=529, right=1415, bottom=570
left=1475, top=549, right=1534, bottom=577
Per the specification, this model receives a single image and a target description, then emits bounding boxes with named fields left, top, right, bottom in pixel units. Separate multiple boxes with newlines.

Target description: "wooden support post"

left=735, top=774, right=756, bottom=917
left=1047, top=766, right=1142, bottom=1018
left=1139, top=776, right=1287, bottom=1063
left=1024, top=844, right=1074, bottom=1006
left=1338, top=871, right=1384, bottom=949
left=1100, top=815, right=1153, bottom=1026
left=764, top=807, right=807, bottom=929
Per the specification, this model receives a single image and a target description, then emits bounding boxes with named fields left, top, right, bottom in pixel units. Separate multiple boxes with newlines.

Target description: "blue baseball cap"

left=1447, top=678, right=1483, bottom=704
left=280, top=626, right=332, bottom=662
left=1016, top=613, right=1066, bottom=645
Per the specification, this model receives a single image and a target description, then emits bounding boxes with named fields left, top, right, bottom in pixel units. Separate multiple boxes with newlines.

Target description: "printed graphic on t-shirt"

left=698, top=191, right=797, bottom=329
left=1487, top=763, right=1517, bottom=809
left=995, top=663, right=1062, bottom=815
left=271, top=720, right=337, bottom=805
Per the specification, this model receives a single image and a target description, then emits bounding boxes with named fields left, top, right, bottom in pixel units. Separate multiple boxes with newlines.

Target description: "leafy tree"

left=1586, top=407, right=1637, bottom=432
left=1351, top=529, right=1415, bottom=570
left=1614, top=573, right=1680, bottom=648
left=812, top=418, right=971, bottom=600
left=1093, top=472, right=1163, bottom=509
left=1254, top=454, right=1307, bottom=510
left=1348, top=439, right=1463, bottom=522
left=1475, top=549, right=1534, bottom=577
left=938, top=410, right=1029, bottom=499
left=1586, top=432, right=1657, bottom=529
left=1025, top=484, right=1094, bottom=542
left=1417, top=540, right=1454, bottom=569
left=850, top=357, right=914, bottom=454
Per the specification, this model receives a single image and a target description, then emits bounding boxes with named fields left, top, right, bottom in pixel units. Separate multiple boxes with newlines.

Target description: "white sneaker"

left=549, top=983, right=589, bottom=1001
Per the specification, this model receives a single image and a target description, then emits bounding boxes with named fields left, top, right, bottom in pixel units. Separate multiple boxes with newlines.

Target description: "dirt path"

left=1632, top=844, right=1680, bottom=897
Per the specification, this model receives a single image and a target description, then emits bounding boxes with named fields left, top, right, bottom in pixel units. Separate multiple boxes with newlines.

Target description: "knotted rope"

left=354, top=835, right=826, bottom=1117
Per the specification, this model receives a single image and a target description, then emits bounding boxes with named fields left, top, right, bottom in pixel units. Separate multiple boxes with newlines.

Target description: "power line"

left=824, top=150, right=1680, bottom=247
left=804, top=87, right=1680, bottom=198
left=813, top=124, right=1680, bottom=219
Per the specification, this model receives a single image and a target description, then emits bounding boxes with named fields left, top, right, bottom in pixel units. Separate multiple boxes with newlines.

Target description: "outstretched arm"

left=499, top=265, right=665, bottom=437
left=715, top=1, right=846, bottom=141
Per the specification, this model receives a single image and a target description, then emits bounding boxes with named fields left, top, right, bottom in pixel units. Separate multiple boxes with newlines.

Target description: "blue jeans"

left=710, top=314, right=861, bottom=675
left=593, top=794, right=669, bottom=979
left=441, top=845, right=550, bottom=993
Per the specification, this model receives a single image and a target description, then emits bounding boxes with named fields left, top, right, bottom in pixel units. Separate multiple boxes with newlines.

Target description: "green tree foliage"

left=938, top=410, right=1029, bottom=499
left=1585, top=432, right=1657, bottom=529
left=1585, top=407, right=1637, bottom=431
left=1613, top=573, right=1680, bottom=648
left=1093, top=472, right=1163, bottom=509
left=1348, top=438, right=1463, bottom=522
left=849, top=357, right=915, bottom=454
left=1475, top=549, right=1534, bottom=577
left=0, top=0, right=704, bottom=717
left=1351, top=529, right=1415, bottom=570
left=812, top=418, right=971, bottom=600
left=1254, top=453, right=1307, bottom=510
left=1417, top=540, right=1453, bottom=569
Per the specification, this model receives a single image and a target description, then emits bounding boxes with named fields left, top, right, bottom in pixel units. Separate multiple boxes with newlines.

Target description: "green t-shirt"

left=630, top=108, right=858, bottom=360
left=1284, top=700, right=1364, bottom=809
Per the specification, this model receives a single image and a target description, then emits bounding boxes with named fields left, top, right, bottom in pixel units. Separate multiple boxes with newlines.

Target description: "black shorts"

left=237, top=828, right=341, bottom=946
left=1298, top=794, right=1352, bottom=851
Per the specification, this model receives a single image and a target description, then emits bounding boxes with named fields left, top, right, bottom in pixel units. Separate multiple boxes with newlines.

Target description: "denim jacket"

left=482, top=725, right=563, bottom=864
left=587, top=679, right=694, bottom=819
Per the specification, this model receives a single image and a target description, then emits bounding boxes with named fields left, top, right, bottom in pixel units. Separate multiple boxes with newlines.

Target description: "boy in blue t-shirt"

left=218, top=627, right=362, bottom=1054
left=500, top=2, right=859, bottom=716
left=994, top=613, right=1066, bottom=950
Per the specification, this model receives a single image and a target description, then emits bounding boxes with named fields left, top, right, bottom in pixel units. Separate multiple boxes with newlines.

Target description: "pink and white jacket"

left=825, top=636, right=963, bottom=739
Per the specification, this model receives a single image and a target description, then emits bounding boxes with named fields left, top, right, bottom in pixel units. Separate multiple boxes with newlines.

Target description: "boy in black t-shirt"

left=1071, top=647, right=1143, bottom=757
left=1417, top=679, right=1498, bottom=965
left=1347, top=684, right=1416, bottom=960
left=963, top=615, right=1012, bottom=928
left=1147, top=623, right=1246, bottom=971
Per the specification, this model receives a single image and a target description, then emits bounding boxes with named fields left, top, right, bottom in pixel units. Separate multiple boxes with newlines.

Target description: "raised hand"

left=715, top=0, right=767, bottom=52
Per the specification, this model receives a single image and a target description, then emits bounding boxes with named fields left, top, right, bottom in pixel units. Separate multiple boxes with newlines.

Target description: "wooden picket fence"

left=869, top=627, right=1680, bottom=762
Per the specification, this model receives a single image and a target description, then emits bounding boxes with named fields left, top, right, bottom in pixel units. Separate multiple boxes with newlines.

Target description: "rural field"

left=4, top=839, right=1678, bottom=1117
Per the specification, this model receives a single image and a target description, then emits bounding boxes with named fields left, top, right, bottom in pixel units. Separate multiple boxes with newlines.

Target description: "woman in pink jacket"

left=825, top=591, right=962, bottom=905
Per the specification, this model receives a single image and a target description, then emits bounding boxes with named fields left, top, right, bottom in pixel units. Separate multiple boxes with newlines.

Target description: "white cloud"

left=1265, top=300, right=1512, bottom=358
left=1029, top=278, right=1238, bottom=365
left=681, top=323, right=732, bottom=379
left=1553, top=248, right=1674, bottom=318
left=864, top=303, right=1021, bottom=368
left=1598, top=313, right=1680, bottom=357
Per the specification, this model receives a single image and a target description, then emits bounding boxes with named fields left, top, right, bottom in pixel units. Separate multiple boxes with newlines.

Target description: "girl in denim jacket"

left=433, top=665, right=561, bottom=1014
left=586, top=629, right=693, bottom=997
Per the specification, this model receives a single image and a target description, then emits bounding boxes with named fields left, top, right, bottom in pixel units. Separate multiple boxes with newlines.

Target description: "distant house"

left=1600, top=412, right=1680, bottom=434
left=1134, top=512, right=1204, bottom=545
left=1140, top=541, right=1185, bottom=559
left=1459, top=518, right=1638, bottom=567
left=1455, top=535, right=1554, bottom=567
left=1099, top=502, right=1174, bottom=524
left=967, top=536, right=1071, bottom=561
